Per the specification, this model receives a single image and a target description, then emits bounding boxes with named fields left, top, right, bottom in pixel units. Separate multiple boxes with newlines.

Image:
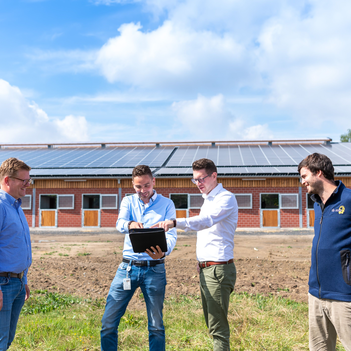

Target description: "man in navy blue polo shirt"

left=299, top=153, right=351, bottom=351
left=0, top=157, right=32, bottom=350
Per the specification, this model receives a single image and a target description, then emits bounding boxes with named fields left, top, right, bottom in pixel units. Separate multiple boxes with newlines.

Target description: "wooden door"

left=176, top=210, right=187, bottom=218
left=41, top=210, right=56, bottom=227
left=84, top=210, right=99, bottom=227
left=262, top=210, right=278, bottom=227
left=308, top=210, right=315, bottom=227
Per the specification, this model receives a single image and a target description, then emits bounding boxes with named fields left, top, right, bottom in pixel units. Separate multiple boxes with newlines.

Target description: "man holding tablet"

left=100, top=165, right=177, bottom=351
left=152, top=158, right=238, bottom=351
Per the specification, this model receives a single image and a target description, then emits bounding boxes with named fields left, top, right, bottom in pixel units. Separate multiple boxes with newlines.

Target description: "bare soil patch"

left=29, top=232, right=313, bottom=308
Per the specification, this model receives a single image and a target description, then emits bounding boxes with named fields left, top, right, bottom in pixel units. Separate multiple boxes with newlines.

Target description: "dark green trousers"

left=199, top=263, right=236, bottom=351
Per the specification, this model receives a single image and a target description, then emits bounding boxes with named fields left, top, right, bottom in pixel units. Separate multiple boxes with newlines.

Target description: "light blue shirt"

left=0, top=189, right=32, bottom=288
left=116, top=191, right=177, bottom=260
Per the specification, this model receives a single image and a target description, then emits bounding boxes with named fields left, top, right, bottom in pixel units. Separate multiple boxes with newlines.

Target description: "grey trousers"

left=199, top=263, right=236, bottom=351
left=309, top=293, right=351, bottom=351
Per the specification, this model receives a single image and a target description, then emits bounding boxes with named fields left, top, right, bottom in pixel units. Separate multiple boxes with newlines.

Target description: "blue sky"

left=0, top=0, right=350, bottom=144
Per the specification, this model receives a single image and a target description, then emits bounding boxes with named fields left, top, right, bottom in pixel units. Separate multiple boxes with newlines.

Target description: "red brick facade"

left=22, top=183, right=315, bottom=229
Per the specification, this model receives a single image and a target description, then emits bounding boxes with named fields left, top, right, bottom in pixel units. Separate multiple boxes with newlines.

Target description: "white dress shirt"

left=176, top=183, right=238, bottom=261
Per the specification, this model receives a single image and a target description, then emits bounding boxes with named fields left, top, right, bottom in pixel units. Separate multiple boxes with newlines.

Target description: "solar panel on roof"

left=2, top=142, right=351, bottom=178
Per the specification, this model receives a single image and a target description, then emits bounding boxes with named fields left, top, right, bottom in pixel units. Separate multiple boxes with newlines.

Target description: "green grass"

left=43, top=251, right=57, bottom=256
left=10, top=291, right=347, bottom=351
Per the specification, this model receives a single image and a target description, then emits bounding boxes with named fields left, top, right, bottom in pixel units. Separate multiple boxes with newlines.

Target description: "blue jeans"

left=101, top=261, right=166, bottom=351
left=0, top=276, right=25, bottom=351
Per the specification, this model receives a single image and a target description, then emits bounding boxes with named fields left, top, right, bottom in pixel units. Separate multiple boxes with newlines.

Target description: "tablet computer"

left=129, top=228, right=168, bottom=253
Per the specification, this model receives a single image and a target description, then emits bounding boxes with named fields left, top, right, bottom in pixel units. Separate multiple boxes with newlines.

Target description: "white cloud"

left=172, top=94, right=273, bottom=140
left=95, top=21, right=256, bottom=95
left=0, top=79, right=89, bottom=143
left=18, top=0, right=351, bottom=141
left=257, top=0, right=351, bottom=128
left=240, top=124, right=273, bottom=140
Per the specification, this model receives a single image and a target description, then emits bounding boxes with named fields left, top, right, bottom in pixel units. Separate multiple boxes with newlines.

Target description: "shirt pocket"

left=340, top=249, right=351, bottom=286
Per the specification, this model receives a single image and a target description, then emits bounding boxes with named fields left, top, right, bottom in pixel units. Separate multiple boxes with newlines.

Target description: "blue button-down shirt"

left=0, top=189, right=32, bottom=288
left=117, top=191, right=177, bottom=260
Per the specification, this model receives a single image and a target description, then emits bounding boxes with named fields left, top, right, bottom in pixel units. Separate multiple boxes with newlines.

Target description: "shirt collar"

left=202, top=183, right=222, bottom=199
left=0, top=189, right=22, bottom=207
left=138, top=190, right=157, bottom=205
left=311, top=180, right=341, bottom=205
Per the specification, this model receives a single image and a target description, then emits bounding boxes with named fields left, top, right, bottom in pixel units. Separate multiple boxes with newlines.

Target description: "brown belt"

left=199, top=259, right=234, bottom=268
left=0, top=271, right=24, bottom=279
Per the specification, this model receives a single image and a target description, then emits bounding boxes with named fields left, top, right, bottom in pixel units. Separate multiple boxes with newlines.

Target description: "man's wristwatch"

left=128, top=221, right=134, bottom=230
left=170, top=218, right=176, bottom=228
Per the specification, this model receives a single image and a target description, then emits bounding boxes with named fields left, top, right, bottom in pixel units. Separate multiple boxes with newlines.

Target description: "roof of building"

left=1, top=139, right=351, bottom=178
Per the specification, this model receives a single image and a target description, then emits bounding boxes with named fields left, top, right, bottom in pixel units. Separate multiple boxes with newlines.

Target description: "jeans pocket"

left=0, top=276, right=10, bottom=287
left=340, top=249, right=351, bottom=286
left=151, top=263, right=165, bottom=274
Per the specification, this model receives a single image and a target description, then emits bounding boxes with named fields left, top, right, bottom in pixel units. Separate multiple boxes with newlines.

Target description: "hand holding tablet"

left=129, top=227, right=168, bottom=255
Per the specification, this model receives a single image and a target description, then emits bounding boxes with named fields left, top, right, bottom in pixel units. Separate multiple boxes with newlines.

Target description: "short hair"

left=132, top=165, right=153, bottom=180
left=297, top=153, right=334, bottom=181
left=0, top=157, right=31, bottom=182
left=192, top=158, right=217, bottom=175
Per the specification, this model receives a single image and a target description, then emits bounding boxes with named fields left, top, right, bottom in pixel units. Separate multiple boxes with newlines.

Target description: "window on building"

left=261, top=194, right=279, bottom=209
left=83, top=195, right=100, bottom=209
left=234, top=194, right=252, bottom=209
left=170, top=194, right=188, bottom=209
left=307, top=194, right=314, bottom=209
left=40, top=195, right=57, bottom=209
left=21, top=195, right=31, bottom=210
left=101, top=194, right=118, bottom=209
left=58, top=195, right=75, bottom=209
left=189, top=194, right=204, bottom=208
left=280, top=194, right=299, bottom=209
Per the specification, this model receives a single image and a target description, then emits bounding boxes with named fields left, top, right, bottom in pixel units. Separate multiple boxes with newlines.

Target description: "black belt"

left=0, top=271, right=24, bottom=279
left=122, top=258, right=165, bottom=267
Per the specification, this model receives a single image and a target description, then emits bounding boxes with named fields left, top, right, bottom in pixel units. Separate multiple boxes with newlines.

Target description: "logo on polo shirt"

left=338, top=205, right=345, bottom=214
left=331, top=205, right=345, bottom=214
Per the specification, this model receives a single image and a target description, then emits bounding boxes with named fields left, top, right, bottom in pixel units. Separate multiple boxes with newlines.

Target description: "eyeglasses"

left=10, top=177, right=33, bottom=186
left=191, top=174, right=211, bottom=184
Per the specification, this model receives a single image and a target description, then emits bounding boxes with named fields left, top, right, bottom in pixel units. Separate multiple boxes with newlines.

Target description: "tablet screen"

left=129, top=228, right=168, bottom=253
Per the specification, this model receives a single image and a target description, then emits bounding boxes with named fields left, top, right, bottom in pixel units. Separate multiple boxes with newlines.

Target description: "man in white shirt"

left=152, top=158, right=238, bottom=351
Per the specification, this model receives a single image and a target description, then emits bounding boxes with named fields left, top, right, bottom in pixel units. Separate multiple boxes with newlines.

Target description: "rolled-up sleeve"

left=116, top=197, right=131, bottom=233
left=164, top=201, right=177, bottom=256
left=177, top=192, right=237, bottom=232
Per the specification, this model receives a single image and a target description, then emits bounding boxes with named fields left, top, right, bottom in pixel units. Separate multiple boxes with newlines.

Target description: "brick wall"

left=30, top=188, right=119, bottom=228
left=24, top=181, right=344, bottom=229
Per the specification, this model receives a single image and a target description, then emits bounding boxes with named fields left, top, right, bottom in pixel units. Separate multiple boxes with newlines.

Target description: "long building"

left=1, top=138, right=351, bottom=229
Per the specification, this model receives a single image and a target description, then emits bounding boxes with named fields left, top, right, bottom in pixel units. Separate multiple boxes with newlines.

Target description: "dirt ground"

left=28, top=230, right=313, bottom=307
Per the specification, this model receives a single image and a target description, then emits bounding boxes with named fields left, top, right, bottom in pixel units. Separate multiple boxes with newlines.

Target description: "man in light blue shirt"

left=0, top=157, right=32, bottom=350
left=100, top=165, right=177, bottom=351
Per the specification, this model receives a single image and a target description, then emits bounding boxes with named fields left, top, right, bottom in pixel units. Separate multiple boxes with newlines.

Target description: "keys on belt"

left=198, top=259, right=234, bottom=268
left=0, top=271, right=25, bottom=279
